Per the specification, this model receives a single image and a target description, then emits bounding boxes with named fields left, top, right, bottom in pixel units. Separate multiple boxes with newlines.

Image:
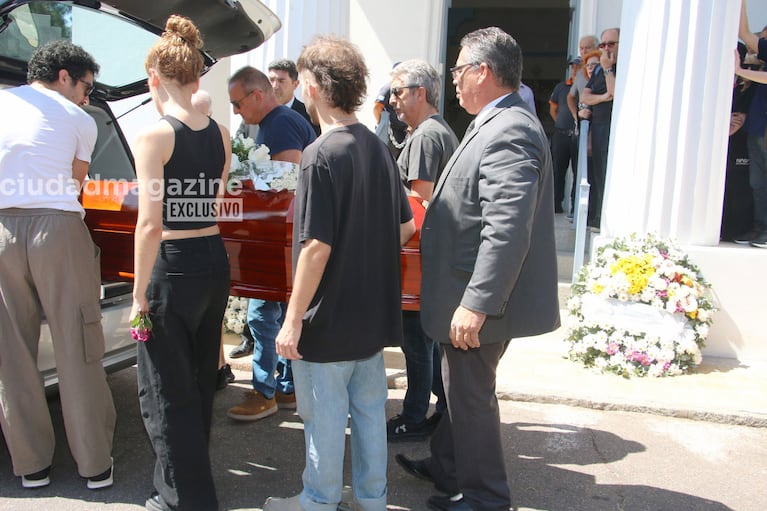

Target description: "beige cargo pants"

left=0, top=208, right=115, bottom=478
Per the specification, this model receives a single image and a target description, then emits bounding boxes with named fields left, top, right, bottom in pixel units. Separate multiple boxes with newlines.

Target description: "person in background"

left=264, top=35, right=415, bottom=511
left=0, top=39, right=115, bottom=492
left=581, top=27, right=620, bottom=230
left=191, top=88, right=236, bottom=391
left=395, top=27, right=560, bottom=511
left=566, top=35, right=599, bottom=125
left=574, top=49, right=602, bottom=213
left=131, top=15, right=232, bottom=510
left=723, top=44, right=758, bottom=242
left=518, top=81, right=537, bottom=115
left=736, top=0, right=767, bottom=248
left=373, top=62, right=410, bottom=159
left=386, top=59, right=457, bottom=442
left=226, top=66, right=316, bottom=422
left=549, top=57, right=580, bottom=215
left=268, top=58, right=321, bottom=136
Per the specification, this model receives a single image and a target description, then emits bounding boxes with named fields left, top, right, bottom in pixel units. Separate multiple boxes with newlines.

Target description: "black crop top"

left=161, top=115, right=225, bottom=230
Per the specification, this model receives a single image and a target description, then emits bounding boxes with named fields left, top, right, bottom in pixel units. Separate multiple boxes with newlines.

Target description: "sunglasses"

left=78, top=78, right=95, bottom=96
left=598, top=41, right=618, bottom=49
left=230, top=89, right=256, bottom=109
left=391, top=84, right=420, bottom=98
left=449, top=62, right=478, bottom=78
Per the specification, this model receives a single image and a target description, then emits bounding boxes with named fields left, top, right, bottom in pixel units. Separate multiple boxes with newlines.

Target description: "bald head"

left=191, top=89, right=212, bottom=116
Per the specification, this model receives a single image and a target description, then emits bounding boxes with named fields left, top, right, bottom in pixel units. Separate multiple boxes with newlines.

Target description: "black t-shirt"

left=292, top=123, right=413, bottom=362
left=585, top=66, right=613, bottom=124
left=549, top=81, right=575, bottom=130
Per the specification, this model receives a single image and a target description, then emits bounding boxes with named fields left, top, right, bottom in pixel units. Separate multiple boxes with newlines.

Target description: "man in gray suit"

left=396, top=27, right=560, bottom=511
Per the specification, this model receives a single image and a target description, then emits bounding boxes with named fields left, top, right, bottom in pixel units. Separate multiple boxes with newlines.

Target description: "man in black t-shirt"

left=582, top=27, right=619, bottom=229
left=262, top=36, right=415, bottom=511
left=549, top=58, right=580, bottom=214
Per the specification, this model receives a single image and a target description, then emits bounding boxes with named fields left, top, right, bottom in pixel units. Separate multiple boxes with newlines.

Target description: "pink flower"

left=605, top=343, right=620, bottom=355
left=130, top=312, right=153, bottom=343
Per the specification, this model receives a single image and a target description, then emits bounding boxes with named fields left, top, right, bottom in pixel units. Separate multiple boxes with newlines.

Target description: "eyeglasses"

left=449, top=62, right=478, bottom=78
left=230, top=89, right=257, bottom=109
left=78, top=78, right=95, bottom=96
left=598, top=41, right=619, bottom=49
left=586, top=62, right=599, bottom=69
left=391, top=84, right=420, bottom=98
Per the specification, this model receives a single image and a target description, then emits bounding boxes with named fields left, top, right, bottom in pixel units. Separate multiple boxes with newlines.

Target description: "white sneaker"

left=21, top=466, right=50, bottom=489
left=263, top=495, right=304, bottom=511
left=86, top=457, right=113, bottom=490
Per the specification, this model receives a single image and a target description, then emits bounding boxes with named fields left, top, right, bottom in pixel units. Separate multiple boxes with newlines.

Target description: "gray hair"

left=580, top=35, right=599, bottom=49
left=229, top=66, right=271, bottom=93
left=391, top=59, right=441, bottom=108
left=460, top=27, right=522, bottom=91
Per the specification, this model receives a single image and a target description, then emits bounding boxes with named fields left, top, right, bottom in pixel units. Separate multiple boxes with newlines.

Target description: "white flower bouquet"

left=229, top=134, right=298, bottom=191
left=223, top=296, right=249, bottom=335
left=565, top=233, right=716, bottom=377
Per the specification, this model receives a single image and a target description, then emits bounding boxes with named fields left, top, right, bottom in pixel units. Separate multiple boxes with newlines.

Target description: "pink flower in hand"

left=130, top=312, right=152, bottom=343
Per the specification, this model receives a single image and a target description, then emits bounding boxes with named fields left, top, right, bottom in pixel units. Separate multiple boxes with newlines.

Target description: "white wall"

left=351, top=0, right=447, bottom=128
left=113, top=0, right=767, bottom=150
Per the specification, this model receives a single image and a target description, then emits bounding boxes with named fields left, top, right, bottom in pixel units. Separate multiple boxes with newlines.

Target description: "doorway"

left=444, top=0, right=572, bottom=137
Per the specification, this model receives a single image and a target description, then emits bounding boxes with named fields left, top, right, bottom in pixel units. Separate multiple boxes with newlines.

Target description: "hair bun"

left=164, top=14, right=203, bottom=49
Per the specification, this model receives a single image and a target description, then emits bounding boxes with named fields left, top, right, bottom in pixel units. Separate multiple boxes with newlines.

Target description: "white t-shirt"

left=0, top=85, right=97, bottom=216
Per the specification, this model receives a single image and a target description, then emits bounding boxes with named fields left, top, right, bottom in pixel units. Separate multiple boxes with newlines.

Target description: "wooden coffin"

left=82, top=180, right=424, bottom=310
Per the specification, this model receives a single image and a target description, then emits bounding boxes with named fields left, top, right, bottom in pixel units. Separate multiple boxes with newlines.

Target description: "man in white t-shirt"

left=0, top=40, right=115, bottom=491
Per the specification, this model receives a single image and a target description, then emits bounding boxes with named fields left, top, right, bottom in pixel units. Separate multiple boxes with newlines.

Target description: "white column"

left=601, top=0, right=739, bottom=245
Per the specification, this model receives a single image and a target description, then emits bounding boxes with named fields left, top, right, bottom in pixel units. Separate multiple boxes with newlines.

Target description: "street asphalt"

left=1, top=352, right=765, bottom=511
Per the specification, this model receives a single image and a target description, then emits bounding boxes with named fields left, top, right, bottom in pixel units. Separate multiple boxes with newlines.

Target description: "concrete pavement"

left=226, top=314, right=767, bottom=429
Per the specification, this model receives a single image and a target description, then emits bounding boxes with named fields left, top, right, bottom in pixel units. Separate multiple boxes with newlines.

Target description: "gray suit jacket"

left=420, top=92, right=560, bottom=344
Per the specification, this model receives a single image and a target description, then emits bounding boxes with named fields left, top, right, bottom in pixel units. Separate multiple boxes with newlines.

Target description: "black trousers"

left=588, top=122, right=611, bottom=228
left=551, top=129, right=578, bottom=212
left=137, top=235, right=230, bottom=511
left=427, top=342, right=511, bottom=511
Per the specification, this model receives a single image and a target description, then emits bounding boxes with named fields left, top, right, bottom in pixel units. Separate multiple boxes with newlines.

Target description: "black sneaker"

left=22, top=466, right=50, bottom=489
left=734, top=230, right=756, bottom=245
left=751, top=232, right=767, bottom=248
left=386, top=414, right=430, bottom=442
left=216, top=363, right=235, bottom=390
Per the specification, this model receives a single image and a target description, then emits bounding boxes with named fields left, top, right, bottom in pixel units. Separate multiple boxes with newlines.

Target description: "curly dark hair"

left=297, top=36, right=367, bottom=114
left=27, top=40, right=99, bottom=84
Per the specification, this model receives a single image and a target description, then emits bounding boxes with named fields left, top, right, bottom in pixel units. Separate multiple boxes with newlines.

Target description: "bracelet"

left=605, top=68, right=615, bottom=75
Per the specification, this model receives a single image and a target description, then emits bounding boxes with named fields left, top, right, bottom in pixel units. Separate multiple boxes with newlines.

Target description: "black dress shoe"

left=395, top=453, right=434, bottom=483
left=229, top=335, right=254, bottom=358
left=216, top=363, right=235, bottom=391
left=395, top=454, right=456, bottom=495
left=427, top=494, right=474, bottom=511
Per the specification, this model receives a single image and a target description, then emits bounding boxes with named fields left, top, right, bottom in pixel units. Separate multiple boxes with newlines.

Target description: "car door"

left=1, top=0, right=282, bottom=284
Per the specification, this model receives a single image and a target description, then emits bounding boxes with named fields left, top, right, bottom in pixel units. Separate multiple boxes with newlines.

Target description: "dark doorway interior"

left=445, top=1, right=571, bottom=138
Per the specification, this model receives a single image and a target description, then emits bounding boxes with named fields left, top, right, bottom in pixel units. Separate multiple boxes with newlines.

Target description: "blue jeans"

left=401, top=311, right=446, bottom=422
left=747, top=134, right=767, bottom=232
left=293, top=353, right=388, bottom=511
left=247, top=299, right=293, bottom=398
